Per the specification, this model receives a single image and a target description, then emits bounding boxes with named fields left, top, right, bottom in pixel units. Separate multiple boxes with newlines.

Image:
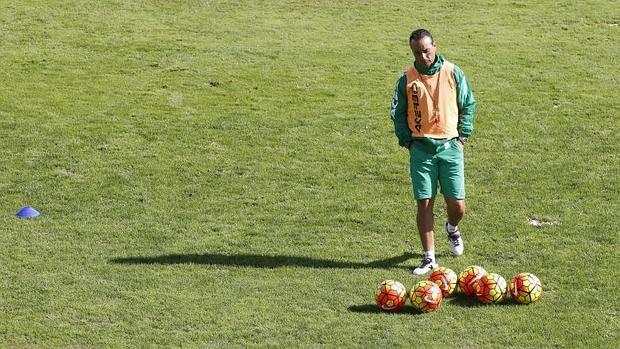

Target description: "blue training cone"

left=16, top=206, right=40, bottom=219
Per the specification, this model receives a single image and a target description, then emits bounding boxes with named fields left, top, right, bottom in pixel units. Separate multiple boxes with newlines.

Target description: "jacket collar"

left=414, top=53, right=444, bottom=75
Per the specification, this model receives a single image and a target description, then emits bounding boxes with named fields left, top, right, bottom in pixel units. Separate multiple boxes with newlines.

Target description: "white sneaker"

left=446, top=222, right=464, bottom=256
left=411, top=258, right=438, bottom=275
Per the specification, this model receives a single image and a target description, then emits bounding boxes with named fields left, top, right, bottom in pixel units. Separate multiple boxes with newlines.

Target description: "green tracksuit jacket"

left=390, top=53, right=476, bottom=148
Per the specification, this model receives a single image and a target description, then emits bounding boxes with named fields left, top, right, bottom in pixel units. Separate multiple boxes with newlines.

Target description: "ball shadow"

left=446, top=292, right=521, bottom=307
left=347, top=304, right=423, bottom=315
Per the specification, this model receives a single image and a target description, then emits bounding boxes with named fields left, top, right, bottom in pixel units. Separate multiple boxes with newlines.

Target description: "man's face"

left=410, top=36, right=436, bottom=68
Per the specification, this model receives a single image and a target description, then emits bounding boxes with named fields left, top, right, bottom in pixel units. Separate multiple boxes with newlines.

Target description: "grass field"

left=1, top=0, right=618, bottom=347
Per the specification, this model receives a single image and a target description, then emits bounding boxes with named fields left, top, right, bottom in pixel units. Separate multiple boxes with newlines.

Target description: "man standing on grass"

left=391, top=29, right=476, bottom=275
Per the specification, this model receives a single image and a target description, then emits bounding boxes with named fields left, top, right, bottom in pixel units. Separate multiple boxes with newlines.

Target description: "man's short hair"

left=409, top=29, right=433, bottom=43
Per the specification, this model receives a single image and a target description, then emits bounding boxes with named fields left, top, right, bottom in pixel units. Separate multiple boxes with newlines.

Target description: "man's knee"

left=416, top=198, right=435, bottom=212
left=445, top=198, right=465, bottom=215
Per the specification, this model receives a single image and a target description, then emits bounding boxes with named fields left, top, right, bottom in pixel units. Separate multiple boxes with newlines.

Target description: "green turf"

left=0, top=0, right=618, bottom=347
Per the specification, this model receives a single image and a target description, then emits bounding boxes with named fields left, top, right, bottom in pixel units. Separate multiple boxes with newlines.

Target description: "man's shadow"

left=110, top=252, right=421, bottom=270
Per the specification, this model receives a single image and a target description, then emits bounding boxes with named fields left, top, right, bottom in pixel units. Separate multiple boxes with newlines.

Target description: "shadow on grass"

left=446, top=292, right=521, bottom=307
left=349, top=295, right=522, bottom=315
left=110, top=252, right=422, bottom=270
left=347, top=304, right=423, bottom=315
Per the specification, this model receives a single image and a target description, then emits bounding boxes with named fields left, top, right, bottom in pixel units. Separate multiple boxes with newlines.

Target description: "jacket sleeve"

left=390, top=73, right=413, bottom=147
left=453, top=65, right=476, bottom=139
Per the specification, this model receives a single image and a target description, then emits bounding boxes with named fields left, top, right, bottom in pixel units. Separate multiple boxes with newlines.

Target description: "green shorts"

left=409, top=138, right=465, bottom=200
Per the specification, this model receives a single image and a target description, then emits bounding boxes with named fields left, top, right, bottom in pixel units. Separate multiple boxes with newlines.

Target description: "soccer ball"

left=409, top=280, right=443, bottom=313
left=375, top=280, right=407, bottom=311
left=428, top=267, right=458, bottom=297
left=474, top=273, right=507, bottom=304
left=458, top=265, right=487, bottom=296
left=508, top=273, right=543, bottom=304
